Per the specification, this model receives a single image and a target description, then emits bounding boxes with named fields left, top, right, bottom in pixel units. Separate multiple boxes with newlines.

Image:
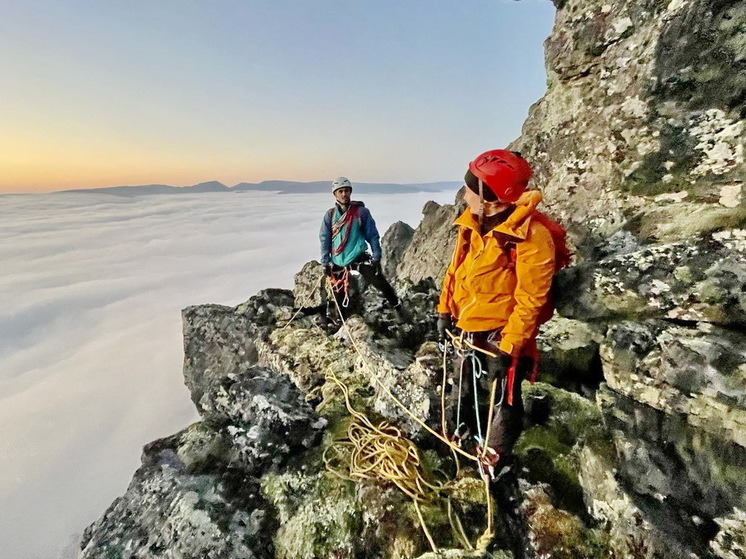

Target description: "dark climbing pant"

left=444, top=331, right=531, bottom=458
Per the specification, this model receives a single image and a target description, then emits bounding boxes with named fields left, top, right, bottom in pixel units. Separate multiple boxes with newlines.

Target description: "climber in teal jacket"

left=320, top=178, right=382, bottom=267
left=319, top=177, right=398, bottom=323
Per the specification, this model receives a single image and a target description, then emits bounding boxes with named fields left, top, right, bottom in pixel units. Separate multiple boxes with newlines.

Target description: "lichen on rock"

left=80, top=0, right=746, bottom=556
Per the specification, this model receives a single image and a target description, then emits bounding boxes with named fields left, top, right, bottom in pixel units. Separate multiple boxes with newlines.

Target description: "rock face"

left=396, top=197, right=465, bottom=285
left=518, top=0, right=746, bottom=556
left=559, top=229, right=746, bottom=323
left=81, top=1, right=746, bottom=558
left=514, top=0, right=745, bottom=247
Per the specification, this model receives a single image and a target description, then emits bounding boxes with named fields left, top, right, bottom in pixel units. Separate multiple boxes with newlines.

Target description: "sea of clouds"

left=0, top=188, right=458, bottom=559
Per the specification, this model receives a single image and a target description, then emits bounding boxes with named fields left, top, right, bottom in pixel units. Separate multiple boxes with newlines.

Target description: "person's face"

left=464, top=187, right=482, bottom=214
left=334, top=187, right=352, bottom=205
left=464, top=187, right=509, bottom=216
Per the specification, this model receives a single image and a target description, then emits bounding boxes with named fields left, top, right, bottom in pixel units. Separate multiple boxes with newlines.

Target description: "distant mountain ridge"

left=60, top=180, right=461, bottom=196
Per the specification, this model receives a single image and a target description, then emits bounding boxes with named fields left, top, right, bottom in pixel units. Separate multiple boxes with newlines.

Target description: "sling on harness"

left=443, top=329, right=522, bottom=480
left=329, top=204, right=361, bottom=257
left=328, top=266, right=351, bottom=308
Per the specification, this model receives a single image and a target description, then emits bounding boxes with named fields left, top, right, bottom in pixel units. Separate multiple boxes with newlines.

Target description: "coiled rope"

left=322, top=278, right=504, bottom=551
left=323, top=370, right=445, bottom=551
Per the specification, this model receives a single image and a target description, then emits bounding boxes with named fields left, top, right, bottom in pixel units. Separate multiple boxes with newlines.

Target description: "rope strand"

left=320, top=279, right=501, bottom=552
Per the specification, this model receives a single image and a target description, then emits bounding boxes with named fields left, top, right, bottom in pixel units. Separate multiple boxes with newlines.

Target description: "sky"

left=0, top=0, right=556, bottom=193
left=0, top=188, right=460, bottom=559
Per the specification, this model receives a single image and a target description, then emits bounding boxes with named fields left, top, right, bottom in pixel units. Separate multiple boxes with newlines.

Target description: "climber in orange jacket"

left=437, top=149, right=555, bottom=478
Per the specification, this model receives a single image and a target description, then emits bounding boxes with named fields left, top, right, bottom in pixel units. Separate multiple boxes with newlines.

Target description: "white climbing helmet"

left=332, top=176, right=353, bottom=193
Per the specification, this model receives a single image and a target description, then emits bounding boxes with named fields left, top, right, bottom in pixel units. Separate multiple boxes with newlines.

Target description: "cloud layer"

left=0, top=189, right=457, bottom=558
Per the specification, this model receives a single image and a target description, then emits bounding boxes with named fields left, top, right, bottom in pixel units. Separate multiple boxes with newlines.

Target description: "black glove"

left=498, top=351, right=515, bottom=372
left=436, top=313, right=453, bottom=341
left=371, top=259, right=382, bottom=275
left=324, top=263, right=333, bottom=277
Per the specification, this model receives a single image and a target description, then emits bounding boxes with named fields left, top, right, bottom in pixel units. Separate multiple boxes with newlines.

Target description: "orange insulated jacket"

left=437, top=191, right=555, bottom=356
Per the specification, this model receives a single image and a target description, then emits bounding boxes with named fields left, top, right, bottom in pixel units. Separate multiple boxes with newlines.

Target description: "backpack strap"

left=502, top=241, right=517, bottom=270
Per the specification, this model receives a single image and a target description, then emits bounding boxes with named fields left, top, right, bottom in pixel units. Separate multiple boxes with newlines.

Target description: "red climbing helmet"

left=468, top=149, right=532, bottom=203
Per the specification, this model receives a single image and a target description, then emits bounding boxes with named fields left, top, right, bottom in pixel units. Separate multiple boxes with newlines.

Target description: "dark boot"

left=489, top=457, right=530, bottom=559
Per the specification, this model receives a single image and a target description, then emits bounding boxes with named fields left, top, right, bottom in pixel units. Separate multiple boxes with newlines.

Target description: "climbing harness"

left=328, top=266, right=351, bottom=308
left=441, top=329, right=524, bottom=480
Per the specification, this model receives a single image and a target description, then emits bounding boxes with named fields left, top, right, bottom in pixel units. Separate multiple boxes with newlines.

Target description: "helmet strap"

left=478, top=178, right=485, bottom=229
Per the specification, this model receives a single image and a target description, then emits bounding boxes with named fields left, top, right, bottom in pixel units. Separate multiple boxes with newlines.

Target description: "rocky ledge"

left=79, top=205, right=745, bottom=558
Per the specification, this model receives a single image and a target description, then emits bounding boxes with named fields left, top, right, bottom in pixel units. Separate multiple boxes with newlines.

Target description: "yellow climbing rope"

left=322, top=278, right=498, bottom=552
left=324, top=279, right=479, bottom=462
left=323, top=370, right=442, bottom=551
left=323, top=370, right=442, bottom=502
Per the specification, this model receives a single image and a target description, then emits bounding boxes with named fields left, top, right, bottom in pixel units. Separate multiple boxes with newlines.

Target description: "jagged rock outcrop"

left=80, top=297, right=327, bottom=558
left=396, top=197, right=465, bottom=285
left=79, top=361, right=325, bottom=558
left=381, top=220, right=415, bottom=279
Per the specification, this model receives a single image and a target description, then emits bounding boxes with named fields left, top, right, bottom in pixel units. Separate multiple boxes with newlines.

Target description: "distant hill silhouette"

left=60, top=180, right=461, bottom=196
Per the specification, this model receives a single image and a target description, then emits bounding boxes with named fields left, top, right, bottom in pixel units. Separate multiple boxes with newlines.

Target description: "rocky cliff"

left=80, top=0, right=745, bottom=557
left=513, top=0, right=745, bottom=248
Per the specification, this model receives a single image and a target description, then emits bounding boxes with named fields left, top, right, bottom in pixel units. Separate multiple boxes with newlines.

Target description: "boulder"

left=292, top=260, right=326, bottom=310
left=381, top=220, right=415, bottom=280
left=181, top=289, right=299, bottom=410
left=197, top=365, right=327, bottom=473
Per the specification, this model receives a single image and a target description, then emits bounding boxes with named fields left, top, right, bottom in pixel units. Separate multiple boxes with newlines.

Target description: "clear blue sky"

left=0, top=0, right=555, bottom=192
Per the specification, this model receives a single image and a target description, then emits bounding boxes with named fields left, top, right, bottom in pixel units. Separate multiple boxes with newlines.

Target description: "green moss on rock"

left=261, top=471, right=361, bottom=559
left=516, top=383, right=614, bottom=519
left=522, top=486, right=609, bottom=559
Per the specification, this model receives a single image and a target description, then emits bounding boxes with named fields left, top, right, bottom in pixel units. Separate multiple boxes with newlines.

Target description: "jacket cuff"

left=498, top=338, right=520, bottom=357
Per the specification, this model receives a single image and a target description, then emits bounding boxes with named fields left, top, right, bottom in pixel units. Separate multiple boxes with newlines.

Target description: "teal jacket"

left=319, top=201, right=382, bottom=267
